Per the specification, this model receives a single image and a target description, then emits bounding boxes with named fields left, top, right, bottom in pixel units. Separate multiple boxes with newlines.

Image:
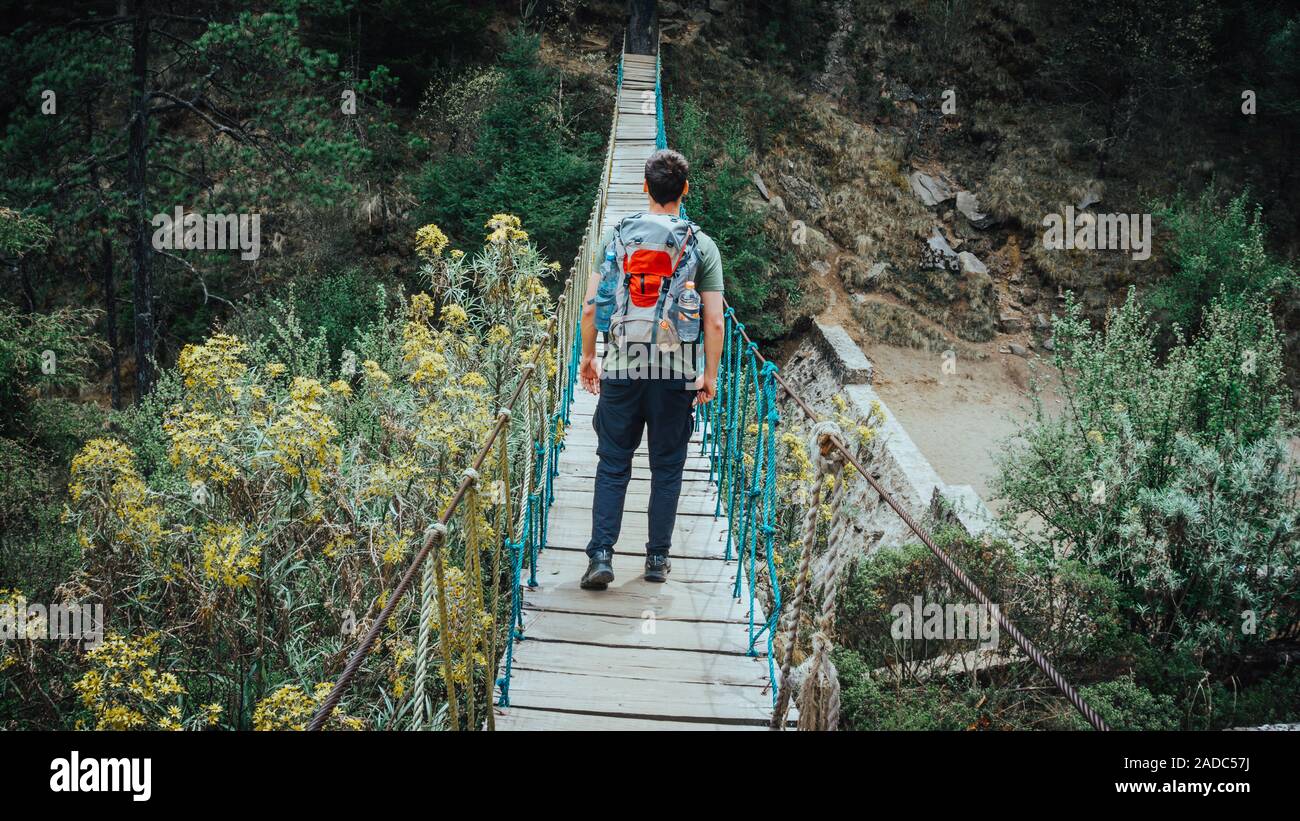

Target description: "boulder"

left=955, top=190, right=995, bottom=228
left=999, top=311, right=1025, bottom=333
left=926, top=228, right=958, bottom=260
left=957, top=251, right=987, bottom=276
left=778, top=173, right=824, bottom=210
left=908, top=171, right=954, bottom=206
left=1009, top=343, right=1028, bottom=357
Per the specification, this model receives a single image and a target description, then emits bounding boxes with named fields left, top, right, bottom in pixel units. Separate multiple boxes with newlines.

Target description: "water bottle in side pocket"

left=674, top=281, right=701, bottom=343
left=591, top=248, right=618, bottom=333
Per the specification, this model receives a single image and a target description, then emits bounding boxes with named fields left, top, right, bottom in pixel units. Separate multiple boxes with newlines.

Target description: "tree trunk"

left=87, top=95, right=122, bottom=410
left=127, top=0, right=153, bottom=398
left=102, top=233, right=121, bottom=409
left=626, top=0, right=657, bottom=55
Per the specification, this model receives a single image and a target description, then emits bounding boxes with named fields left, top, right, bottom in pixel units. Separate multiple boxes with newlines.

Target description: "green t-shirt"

left=598, top=224, right=723, bottom=381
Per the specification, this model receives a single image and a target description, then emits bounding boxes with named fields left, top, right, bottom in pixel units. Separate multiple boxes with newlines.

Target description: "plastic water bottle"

left=592, top=248, right=617, bottom=332
left=675, top=281, right=701, bottom=342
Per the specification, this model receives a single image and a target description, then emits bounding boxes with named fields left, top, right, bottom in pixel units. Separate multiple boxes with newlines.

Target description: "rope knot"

left=425, top=522, right=448, bottom=540
left=809, top=420, right=845, bottom=474
left=496, top=408, right=513, bottom=420
left=463, top=468, right=480, bottom=483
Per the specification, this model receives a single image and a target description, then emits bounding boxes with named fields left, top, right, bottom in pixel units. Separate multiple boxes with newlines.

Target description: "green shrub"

left=671, top=98, right=797, bottom=339
left=1062, top=674, right=1181, bottom=731
left=835, top=648, right=986, bottom=730
left=996, top=291, right=1300, bottom=661
left=1149, top=186, right=1296, bottom=339
left=416, top=31, right=603, bottom=267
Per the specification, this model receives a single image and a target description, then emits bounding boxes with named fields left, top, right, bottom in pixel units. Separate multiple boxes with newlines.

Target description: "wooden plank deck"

left=492, top=52, right=784, bottom=729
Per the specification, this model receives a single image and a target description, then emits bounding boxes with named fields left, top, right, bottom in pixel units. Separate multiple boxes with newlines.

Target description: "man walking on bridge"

left=577, top=148, right=726, bottom=589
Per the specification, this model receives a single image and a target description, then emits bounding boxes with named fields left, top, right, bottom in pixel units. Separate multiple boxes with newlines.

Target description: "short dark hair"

left=645, top=149, right=689, bottom=205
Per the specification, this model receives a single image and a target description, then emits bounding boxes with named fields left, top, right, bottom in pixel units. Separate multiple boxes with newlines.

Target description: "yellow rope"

left=430, top=524, right=459, bottom=730
left=483, top=433, right=511, bottom=731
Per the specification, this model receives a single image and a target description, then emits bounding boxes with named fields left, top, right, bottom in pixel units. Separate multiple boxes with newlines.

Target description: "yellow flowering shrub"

left=200, top=523, right=262, bottom=589
left=73, top=633, right=189, bottom=730
left=65, top=438, right=163, bottom=555
left=264, top=377, right=341, bottom=493
left=485, top=213, right=528, bottom=244
left=430, top=566, right=492, bottom=686
left=414, top=223, right=449, bottom=261
left=53, top=217, right=558, bottom=730
left=252, top=682, right=363, bottom=731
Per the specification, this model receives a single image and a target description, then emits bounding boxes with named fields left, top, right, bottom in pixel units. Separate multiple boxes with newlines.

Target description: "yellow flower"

left=74, top=633, right=188, bottom=730
left=264, top=378, right=341, bottom=493
left=328, top=379, right=353, bottom=397
left=176, top=334, right=248, bottom=400
left=485, top=213, right=528, bottom=244
left=362, top=359, right=391, bottom=387
left=253, top=682, right=363, bottom=731
left=199, top=523, right=261, bottom=589
left=440, top=303, right=469, bottom=328
left=67, top=439, right=164, bottom=553
left=415, top=223, right=449, bottom=261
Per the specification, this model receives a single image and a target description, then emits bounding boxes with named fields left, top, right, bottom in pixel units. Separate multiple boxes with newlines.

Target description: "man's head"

left=644, top=148, right=689, bottom=207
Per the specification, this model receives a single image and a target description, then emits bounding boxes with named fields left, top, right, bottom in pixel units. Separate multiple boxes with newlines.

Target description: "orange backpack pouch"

left=625, top=248, right=674, bottom=308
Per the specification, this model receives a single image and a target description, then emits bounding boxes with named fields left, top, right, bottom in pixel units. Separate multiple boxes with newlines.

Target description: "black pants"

left=585, top=377, right=697, bottom=557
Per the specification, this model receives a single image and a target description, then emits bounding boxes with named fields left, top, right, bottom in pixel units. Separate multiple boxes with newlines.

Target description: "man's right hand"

left=579, top=353, right=601, bottom=395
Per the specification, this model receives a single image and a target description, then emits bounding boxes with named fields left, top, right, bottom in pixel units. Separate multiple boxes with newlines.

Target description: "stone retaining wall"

left=779, top=322, right=996, bottom=552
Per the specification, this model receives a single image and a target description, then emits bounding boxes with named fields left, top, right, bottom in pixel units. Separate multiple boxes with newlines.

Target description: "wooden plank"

left=553, top=456, right=715, bottom=477
left=520, top=608, right=761, bottom=655
left=550, top=471, right=714, bottom=493
left=521, top=563, right=753, bottom=623
left=502, top=667, right=774, bottom=724
left=510, top=640, right=770, bottom=687
left=493, top=707, right=764, bottom=731
left=532, top=542, right=735, bottom=585
left=551, top=474, right=717, bottom=496
left=544, top=509, right=730, bottom=561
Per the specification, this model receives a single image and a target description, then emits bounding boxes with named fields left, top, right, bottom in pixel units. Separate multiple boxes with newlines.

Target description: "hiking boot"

left=644, top=553, right=672, bottom=583
left=581, top=548, right=614, bottom=590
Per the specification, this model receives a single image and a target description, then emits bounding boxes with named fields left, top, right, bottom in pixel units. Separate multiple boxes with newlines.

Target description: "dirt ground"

left=843, top=334, right=1059, bottom=513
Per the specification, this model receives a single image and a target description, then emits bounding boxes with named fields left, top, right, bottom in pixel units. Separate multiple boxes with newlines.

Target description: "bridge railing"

left=306, top=50, right=622, bottom=733
left=650, top=42, right=1109, bottom=731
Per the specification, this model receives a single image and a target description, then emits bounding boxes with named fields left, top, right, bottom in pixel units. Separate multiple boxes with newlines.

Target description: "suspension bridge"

left=308, top=37, right=1109, bottom=733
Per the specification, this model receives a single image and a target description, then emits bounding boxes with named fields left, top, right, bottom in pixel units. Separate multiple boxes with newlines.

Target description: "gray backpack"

left=598, top=212, right=701, bottom=350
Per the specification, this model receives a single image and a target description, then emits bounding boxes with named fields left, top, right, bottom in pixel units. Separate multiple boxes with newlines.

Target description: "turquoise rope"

left=655, top=50, right=666, bottom=150
left=496, top=535, right=526, bottom=707
left=758, top=361, right=782, bottom=701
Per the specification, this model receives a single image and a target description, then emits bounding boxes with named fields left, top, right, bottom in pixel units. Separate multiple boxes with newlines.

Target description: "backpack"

left=590, top=212, right=702, bottom=350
